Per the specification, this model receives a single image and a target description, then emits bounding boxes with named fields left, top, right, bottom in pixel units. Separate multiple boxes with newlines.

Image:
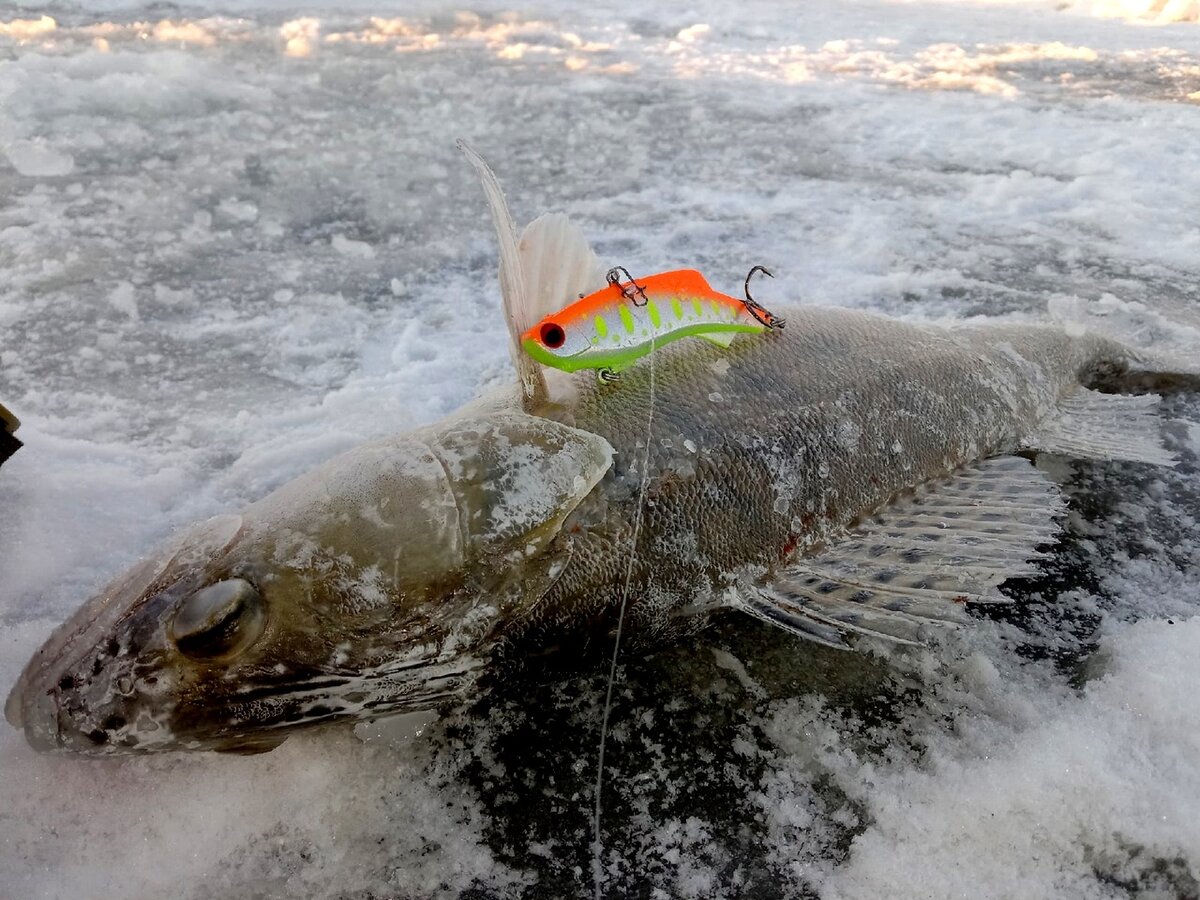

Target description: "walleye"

left=5, top=146, right=1198, bottom=755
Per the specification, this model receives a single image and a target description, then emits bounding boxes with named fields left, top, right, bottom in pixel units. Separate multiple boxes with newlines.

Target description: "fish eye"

left=540, top=322, right=566, bottom=349
left=170, top=579, right=265, bottom=661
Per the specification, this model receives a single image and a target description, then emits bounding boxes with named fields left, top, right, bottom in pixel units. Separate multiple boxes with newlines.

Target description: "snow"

left=1, top=0, right=1199, bottom=897
left=761, top=618, right=1200, bottom=899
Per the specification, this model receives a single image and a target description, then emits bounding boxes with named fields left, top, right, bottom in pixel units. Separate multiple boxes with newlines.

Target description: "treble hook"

left=606, top=266, right=650, bottom=307
left=743, top=265, right=785, bottom=330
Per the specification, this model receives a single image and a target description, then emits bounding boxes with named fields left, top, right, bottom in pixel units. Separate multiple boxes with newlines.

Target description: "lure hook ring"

left=606, top=266, right=650, bottom=307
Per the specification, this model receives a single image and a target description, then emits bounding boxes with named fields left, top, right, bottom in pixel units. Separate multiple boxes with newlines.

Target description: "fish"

left=5, top=143, right=1198, bottom=755
left=520, top=268, right=776, bottom=382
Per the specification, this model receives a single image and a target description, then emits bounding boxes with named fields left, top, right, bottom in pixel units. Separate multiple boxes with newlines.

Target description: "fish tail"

left=1019, top=294, right=1200, bottom=466
left=1049, top=293, right=1200, bottom=381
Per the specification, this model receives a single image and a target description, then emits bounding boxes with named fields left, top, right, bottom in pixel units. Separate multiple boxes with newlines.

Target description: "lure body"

left=521, top=269, right=764, bottom=377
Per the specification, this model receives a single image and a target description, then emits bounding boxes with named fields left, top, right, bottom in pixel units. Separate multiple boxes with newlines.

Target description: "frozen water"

left=1, top=1, right=1199, bottom=897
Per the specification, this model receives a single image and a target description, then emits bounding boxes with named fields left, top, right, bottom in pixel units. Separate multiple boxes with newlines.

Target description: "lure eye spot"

left=540, top=322, right=566, bottom=349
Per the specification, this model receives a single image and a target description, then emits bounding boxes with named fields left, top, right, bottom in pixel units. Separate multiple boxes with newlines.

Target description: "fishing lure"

left=522, top=266, right=783, bottom=383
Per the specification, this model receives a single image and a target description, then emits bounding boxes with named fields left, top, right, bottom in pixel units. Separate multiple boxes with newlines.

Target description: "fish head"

left=6, top=413, right=613, bottom=755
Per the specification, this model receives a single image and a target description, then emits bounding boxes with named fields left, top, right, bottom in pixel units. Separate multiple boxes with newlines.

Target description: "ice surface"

left=811, top=617, right=1200, bottom=898
left=1, top=0, right=1199, bottom=897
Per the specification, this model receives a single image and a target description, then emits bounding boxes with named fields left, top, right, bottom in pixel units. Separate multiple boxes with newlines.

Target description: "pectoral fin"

left=734, top=456, right=1065, bottom=648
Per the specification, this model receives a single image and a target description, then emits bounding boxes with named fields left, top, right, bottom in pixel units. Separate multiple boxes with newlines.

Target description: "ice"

left=2, top=0, right=1199, bottom=897
left=806, top=617, right=1200, bottom=899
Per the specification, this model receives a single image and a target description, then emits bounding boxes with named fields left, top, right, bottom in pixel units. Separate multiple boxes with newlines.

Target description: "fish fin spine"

left=457, top=141, right=548, bottom=408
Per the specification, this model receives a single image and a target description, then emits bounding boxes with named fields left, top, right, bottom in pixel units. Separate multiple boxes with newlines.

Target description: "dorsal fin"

left=518, top=212, right=607, bottom=328
left=457, top=140, right=547, bottom=408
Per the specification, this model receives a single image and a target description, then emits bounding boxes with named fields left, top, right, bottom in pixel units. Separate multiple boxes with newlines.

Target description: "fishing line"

left=592, top=334, right=656, bottom=900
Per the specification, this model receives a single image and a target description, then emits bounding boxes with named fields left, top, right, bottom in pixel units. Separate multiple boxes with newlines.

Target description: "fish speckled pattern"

left=5, top=296, right=1144, bottom=755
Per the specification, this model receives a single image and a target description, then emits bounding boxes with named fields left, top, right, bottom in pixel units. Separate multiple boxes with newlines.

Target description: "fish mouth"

left=5, top=649, right=291, bottom=755
left=6, top=683, right=288, bottom=754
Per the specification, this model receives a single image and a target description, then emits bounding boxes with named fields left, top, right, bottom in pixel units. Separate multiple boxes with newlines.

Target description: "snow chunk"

left=3, top=140, right=74, bottom=177
left=331, top=233, right=376, bottom=260
left=281, top=17, right=320, bottom=58
left=152, top=20, right=216, bottom=47
left=108, top=282, right=139, bottom=319
left=217, top=198, right=259, bottom=224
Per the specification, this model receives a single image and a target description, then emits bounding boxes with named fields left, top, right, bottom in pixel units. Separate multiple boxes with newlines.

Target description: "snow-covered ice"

left=1, top=0, right=1199, bottom=897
